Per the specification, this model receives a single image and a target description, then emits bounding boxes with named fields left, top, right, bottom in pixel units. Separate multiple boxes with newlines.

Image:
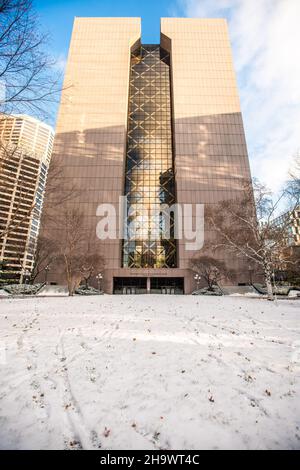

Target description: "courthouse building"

left=41, top=17, right=253, bottom=294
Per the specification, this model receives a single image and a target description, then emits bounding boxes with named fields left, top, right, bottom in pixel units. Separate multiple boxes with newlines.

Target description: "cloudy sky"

left=36, top=0, right=299, bottom=191
left=173, top=0, right=300, bottom=191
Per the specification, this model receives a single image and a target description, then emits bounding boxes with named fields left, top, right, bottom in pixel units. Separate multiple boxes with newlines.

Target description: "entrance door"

left=113, top=277, right=147, bottom=294
left=150, top=278, right=184, bottom=294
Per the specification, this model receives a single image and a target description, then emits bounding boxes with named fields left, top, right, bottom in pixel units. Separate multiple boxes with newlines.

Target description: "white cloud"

left=53, top=53, right=67, bottom=73
left=176, top=0, right=300, bottom=191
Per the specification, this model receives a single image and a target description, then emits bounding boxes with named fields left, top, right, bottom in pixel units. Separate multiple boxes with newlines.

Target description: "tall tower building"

left=0, top=114, right=54, bottom=282
left=41, top=17, right=253, bottom=294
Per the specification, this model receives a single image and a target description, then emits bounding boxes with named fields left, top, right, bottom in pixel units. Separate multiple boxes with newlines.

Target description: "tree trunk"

left=264, top=266, right=274, bottom=301
left=64, top=255, right=73, bottom=296
left=67, top=279, right=73, bottom=296
left=207, top=277, right=213, bottom=291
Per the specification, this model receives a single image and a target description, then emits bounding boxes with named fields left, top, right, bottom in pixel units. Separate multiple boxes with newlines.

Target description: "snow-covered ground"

left=0, top=295, right=299, bottom=450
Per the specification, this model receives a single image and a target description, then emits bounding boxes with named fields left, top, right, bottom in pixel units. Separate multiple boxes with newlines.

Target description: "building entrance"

left=113, top=277, right=147, bottom=294
left=113, top=277, right=184, bottom=294
left=150, top=277, right=184, bottom=294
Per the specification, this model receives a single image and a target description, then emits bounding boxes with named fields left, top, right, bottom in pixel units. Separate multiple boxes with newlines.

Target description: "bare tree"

left=0, top=149, right=81, bottom=239
left=0, top=0, right=61, bottom=118
left=190, top=256, right=231, bottom=291
left=30, top=234, right=57, bottom=283
left=54, top=208, right=103, bottom=296
left=79, top=250, right=104, bottom=289
left=54, top=208, right=84, bottom=295
left=40, top=157, right=82, bottom=221
left=0, top=142, right=81, bottom=285
left=207, top=179, right=299, bottom=300
left=0, top=0, right=65, bottom=246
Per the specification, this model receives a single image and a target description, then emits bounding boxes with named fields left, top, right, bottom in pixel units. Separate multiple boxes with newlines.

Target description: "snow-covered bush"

left=3, top=284, right=44, bottom=295
left=75, top=286, right=103, bottom=296
left=192, top=286, right=223, bottom=296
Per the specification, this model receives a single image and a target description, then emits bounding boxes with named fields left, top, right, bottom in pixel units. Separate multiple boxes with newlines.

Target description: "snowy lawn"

left=0, top=295, right=299, bottom=450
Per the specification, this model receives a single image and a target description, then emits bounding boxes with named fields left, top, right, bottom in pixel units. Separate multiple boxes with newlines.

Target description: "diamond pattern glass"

left=122, top=45, right=177, bottom=268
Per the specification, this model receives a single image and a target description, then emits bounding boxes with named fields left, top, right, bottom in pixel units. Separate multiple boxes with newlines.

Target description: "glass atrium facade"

left=122, top=45, right=177, bottom=268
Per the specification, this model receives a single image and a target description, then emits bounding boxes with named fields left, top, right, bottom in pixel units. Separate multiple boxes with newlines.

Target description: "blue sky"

left=34, top=0, right=300, bottom=191
left=36, top=0, right=175, bottom=56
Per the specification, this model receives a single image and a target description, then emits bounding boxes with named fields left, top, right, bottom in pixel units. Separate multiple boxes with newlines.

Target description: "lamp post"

left=96, top=273, right=103, bottom=293
left=194, top=273, right=201, bottom=291
left=44, top=265, right=50, bottom=284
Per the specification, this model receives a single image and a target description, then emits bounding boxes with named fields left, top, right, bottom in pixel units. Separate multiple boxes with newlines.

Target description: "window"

left=122, top=45, right=177, bottom=268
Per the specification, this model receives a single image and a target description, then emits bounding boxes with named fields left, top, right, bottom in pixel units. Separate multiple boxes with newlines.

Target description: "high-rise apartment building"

left=272, top=207, right=300, bottom=247
left=0, top=114, right=54, bottom=281
left=41, top=17, right=253, bottom=294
